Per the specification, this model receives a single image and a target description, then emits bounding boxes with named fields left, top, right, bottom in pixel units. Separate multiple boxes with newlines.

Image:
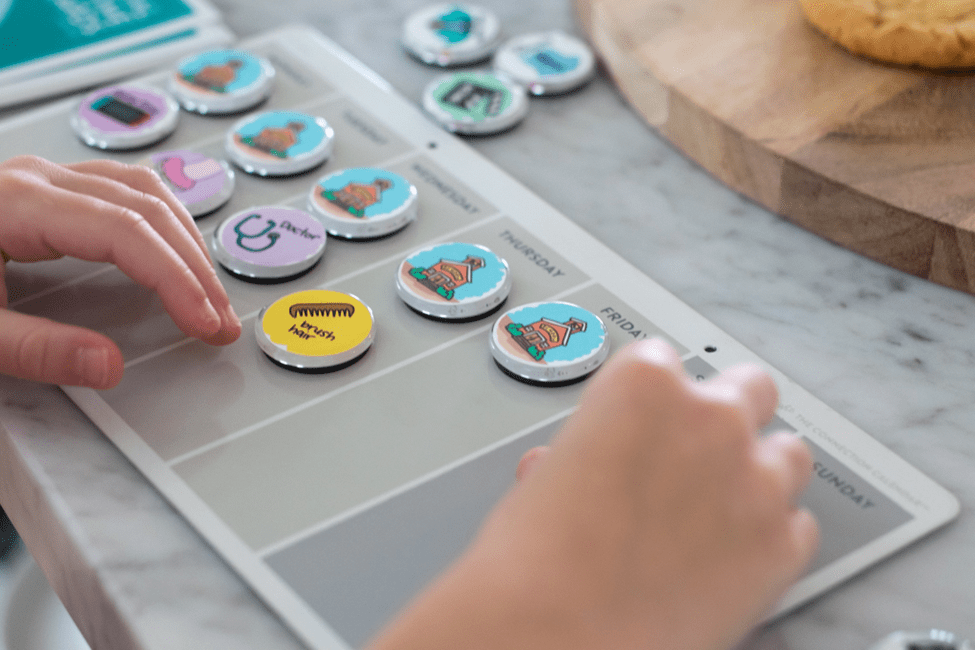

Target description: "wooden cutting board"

left=575, top=0, right=975, bottom=296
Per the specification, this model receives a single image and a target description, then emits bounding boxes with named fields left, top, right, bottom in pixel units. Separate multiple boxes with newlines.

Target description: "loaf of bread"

left=799, top=0, right=975, bottom=69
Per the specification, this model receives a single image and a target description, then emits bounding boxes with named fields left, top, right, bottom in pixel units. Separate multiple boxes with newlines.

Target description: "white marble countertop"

left=2, top=0, right=974, bottom=648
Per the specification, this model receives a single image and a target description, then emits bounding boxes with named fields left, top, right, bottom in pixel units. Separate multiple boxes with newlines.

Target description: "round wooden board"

left=576, top=0, right=975, bottom=296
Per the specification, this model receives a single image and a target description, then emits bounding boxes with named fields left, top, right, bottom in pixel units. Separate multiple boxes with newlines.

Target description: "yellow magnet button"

left=256, top=289, right=375, bottom=372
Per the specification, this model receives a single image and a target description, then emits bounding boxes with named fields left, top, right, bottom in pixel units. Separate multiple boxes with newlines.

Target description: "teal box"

left=0, top=0, right=194, bottom=70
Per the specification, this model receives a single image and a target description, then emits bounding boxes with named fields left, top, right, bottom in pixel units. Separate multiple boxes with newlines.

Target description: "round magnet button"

left=308, top=167, right=418, bottom=239
left=71, top=84, right=179, bottom=150
left=422, top=71, right=528, bottom=135
left=493, top=31, right=596, bottom=95
left=868, top=631, right=971, bottom=650
left=212, top=206, right=326, bottom=281
left=490, top=301, right=610, bottom=385
left=142, top=149, right=235, bottom=217
left=396, top=242, right=510, bottom=320
left=226, top=110, right=334, bottom=176
left=170, top=49, right=275, bottom=114
left=256, top=289, right=375, bottom=372
left=402, top=3, right=502, bottom=66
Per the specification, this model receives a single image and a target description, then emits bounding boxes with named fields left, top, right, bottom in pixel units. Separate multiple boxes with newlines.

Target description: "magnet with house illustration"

left=308, top=167, right=418, bottom=239
left=396, top=242, right=511, bottom=320
left=170, top=49, right=275, bottom=114
left=225, top=110, right=333, bottom=176
left=491, top=301, right=609, bottom=385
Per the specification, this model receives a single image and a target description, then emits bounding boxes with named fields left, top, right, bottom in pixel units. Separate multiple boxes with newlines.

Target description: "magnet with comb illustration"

left=256, top=289, right=375, bottom=372
left=211, top=206, right=326, bottom=281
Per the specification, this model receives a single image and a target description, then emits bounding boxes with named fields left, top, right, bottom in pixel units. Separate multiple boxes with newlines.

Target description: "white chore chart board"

left=0, top=26, right=960, bottom=650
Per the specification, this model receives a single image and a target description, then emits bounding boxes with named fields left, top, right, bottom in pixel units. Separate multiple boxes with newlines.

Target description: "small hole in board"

left=428, top=141, right=438, bottom=149
left=704, top=345, right=717, bottom=353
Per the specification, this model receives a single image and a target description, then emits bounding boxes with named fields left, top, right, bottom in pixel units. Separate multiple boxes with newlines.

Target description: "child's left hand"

left=0, top=155, right=241, bottom=389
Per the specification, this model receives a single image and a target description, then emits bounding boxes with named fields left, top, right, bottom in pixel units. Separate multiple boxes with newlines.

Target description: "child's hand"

left=0, top=155, right=241, bottom=389
left=369, top=339, right=819, bottom=650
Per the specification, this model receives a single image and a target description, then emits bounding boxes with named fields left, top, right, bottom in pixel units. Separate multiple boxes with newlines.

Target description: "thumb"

left=0, top=308, right=124, bottom=388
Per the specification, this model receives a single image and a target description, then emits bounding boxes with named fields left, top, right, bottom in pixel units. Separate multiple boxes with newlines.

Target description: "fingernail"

left=75, top=347, right=110, bottom=388
left=201, top=298, right=222, bottom=335
left=223, top=302, right=240, bottom=329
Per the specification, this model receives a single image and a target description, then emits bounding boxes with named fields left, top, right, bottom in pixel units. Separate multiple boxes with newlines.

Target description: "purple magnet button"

left=144, top=150, right=235, bottom=218
left=212, top=206, right=327, bottom=281
left=71, top=84, right=179, bottom=150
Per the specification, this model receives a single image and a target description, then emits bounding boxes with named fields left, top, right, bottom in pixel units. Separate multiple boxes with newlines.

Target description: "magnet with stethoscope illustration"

left=211, top=206, right=326, bottom=281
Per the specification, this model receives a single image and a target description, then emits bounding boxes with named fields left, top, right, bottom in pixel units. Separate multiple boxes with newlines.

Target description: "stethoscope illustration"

left=234, top=214, right=279, bottom=252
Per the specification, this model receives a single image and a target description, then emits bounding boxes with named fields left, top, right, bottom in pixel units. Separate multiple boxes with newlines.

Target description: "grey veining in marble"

left=1, top=0, right=974, bottom=648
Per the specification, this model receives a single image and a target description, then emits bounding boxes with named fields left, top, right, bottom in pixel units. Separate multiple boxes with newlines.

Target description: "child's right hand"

left=368, top=339, right=819, bottom=650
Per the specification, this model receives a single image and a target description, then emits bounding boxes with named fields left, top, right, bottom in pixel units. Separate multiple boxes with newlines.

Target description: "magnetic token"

left=170, top=49, right=275, bottom=114
left=490, top=301, right=610, bottom=385
left=256, top=289, right=375, bottom=372
left=142, top=150, right=235, bottom=217
left=225, top=110, right=334, bottom=176
left=493, top=31, right=596, bottom=95
left=71, top=84, right=179, bottom=150
left=422, top=71, right=528, bottom=135
left=212, top=206, right=326, bottom=281
left=307, top=167, right=418, bottom=239
left=396, top=242, right=510, bottom=320
left=402, top=3, right=502, bottom=66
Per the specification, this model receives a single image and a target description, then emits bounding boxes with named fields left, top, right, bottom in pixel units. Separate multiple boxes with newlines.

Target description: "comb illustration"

left=289, top=303, right=356, bottom=318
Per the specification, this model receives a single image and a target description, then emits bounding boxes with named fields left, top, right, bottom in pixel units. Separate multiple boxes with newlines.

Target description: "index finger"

left=66, top=159, right=212, bottom=261
left=694, top=363, right=779, bottom=433
left=57, top=160, right=239, bottom=343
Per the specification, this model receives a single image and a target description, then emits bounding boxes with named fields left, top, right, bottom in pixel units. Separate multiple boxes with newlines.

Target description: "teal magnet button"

left=307, top=167, right=418, bottom=239
left=493, top=31, right=596, bottom=95
left=490, top=301, right=610, bottom=385
left=402, top=3, right=502, bottom=66
left=396, top=242, right=511, bottom=320
left=226, top=110, right=334, bottom=176
left=422, top=71, right=528, bottom=135
left=170, top=49, right=275, bottom=115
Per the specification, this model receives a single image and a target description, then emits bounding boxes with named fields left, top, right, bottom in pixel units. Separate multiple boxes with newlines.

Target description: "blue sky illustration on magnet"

left=405, top=243, right=507, bottom=302
left=521, top=46, right=580, bottom=76
left=434, top=7, right=472, bottom=43
left=316, top=168, right=413, bottom=218
left=235, top=111, right=326, bottom=158
left=177, top=50, right=265, bottom=94
left=503, top=302, right=606, bottom=363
